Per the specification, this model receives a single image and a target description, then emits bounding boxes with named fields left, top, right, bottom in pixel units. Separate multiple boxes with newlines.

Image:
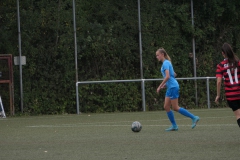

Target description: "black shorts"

left=227, top=100, right=240, bottom=111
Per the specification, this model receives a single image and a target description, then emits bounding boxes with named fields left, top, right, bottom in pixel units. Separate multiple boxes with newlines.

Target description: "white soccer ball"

left=131, top=121, right=142, bottom=132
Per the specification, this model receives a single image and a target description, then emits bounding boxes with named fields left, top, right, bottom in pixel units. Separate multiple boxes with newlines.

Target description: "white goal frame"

left=0, top=96, right=6, bottom=118
left=76, top=77, right=216, bottom=114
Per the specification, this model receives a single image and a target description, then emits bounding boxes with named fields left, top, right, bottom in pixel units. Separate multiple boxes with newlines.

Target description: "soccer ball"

left=131, top=121, right=142, bottom=132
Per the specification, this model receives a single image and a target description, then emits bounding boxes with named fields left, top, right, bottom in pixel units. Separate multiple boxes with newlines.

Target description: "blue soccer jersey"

left=161, top=60, right=179, bottom=89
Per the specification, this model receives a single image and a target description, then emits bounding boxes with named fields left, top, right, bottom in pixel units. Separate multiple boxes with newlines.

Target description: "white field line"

left=6, top=108, right=232, bottom=120
left=26, top=115, right=235, bottom=128
left=48, top=115, right=234, bottom=125
left=26, top=124, right=236, bottom=128
left=0, top=108, right=232, bottom=122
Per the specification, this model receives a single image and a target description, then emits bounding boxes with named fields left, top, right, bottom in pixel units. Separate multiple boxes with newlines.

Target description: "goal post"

left=0, top=96, right=6, bottom=118
left=0, top=54, right=14, bottom=116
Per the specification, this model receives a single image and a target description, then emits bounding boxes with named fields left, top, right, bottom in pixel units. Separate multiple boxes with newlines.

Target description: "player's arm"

left=215, top=64, right=222, bottom=103
left=157, top=70, right=170, bottom=93
left=215, top=77, right=222, bottom=103
left=161, top=69, right=170, bottom=87
left=160, top=72, right=176, bottom=89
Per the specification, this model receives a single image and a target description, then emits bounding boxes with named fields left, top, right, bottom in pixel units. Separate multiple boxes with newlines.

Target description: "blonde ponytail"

left=157, top=48, right=171, bottom=62
left=165, top=54, right=171, bottom=62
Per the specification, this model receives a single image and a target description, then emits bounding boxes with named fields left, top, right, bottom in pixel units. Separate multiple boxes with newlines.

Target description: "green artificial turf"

left=1, top=108, right=240, bottom=160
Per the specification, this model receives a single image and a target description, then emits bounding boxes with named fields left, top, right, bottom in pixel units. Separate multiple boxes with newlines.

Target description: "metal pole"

left=141, top=79, right=146, bottom=111
left=191, top=0, right=198, bottom=106
left=207, top=78, right=210, bottom=109
left=17, top=0, right=23, bottom=113
left=76, top=83, right=79, bottom=114
left=138, top=0, right=145, bottom=111
left=73, top=0, right=79, bottom=114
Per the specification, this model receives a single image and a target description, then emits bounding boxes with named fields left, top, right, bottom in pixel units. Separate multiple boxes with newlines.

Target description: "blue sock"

left=178, top=107, right=195, bottom=119
left=167, top=110, right=177, bottom=126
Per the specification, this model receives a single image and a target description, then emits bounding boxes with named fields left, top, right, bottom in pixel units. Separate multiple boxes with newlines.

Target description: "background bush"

left=1, top=0, right=239, bottom=114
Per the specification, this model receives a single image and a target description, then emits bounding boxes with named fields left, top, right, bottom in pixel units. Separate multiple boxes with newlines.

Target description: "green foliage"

left=1, top=0, right=240, bottom=114
left=79, top=83, right=141, bottom=113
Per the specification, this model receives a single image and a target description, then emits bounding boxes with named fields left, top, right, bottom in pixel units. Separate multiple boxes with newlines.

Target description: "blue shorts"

left=165, top=87, right=179, bottom=100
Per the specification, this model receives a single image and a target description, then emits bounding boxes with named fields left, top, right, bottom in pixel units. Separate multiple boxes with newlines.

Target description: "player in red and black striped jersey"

left=215, top=42, right=240, bottom=127
left=216, top=59, right=240, bottom=100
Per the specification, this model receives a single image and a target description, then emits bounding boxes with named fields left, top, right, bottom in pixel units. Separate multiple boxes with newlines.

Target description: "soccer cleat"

left=192, top=116, right=200, bottom=129
left=165, top=125, right=178, bottom=131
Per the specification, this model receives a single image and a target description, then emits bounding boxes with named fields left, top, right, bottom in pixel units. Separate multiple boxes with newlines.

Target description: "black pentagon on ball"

left=131, top=121, right=142, bottom=132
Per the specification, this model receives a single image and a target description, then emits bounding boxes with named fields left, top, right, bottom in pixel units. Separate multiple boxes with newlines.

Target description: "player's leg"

left=171, top=87, right=199, bottom=129
left=170, top=87, right=195, bottom=119
left=233, top=109, right=240, bottom=127
left=227, top=100, right=240, bottom=127
left=164, top=89, right=178, bottom=131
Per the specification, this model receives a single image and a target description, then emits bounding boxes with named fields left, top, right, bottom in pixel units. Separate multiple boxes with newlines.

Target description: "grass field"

left=1, top=108, right=240, bottom=160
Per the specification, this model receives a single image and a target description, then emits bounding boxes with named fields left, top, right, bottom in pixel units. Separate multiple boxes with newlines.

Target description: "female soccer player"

left=215, top=42, right=240, bottom=127
left=156, top=48, right=200, bottom=131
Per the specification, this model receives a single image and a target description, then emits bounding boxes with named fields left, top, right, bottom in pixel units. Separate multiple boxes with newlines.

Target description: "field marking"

left=1, top=108, right=233, bottom=124
left=26, top=124, right=236, bottom=128
left=25, top=115, right=236, bottom=128
left=3, top=115, right=235, bottom=122
left=3, top=108, right=232, bottom=121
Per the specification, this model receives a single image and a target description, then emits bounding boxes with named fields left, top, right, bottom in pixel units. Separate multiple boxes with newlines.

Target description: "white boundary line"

left=26, top=124, right=236, bottom=128
left=25, top=115, right=236, bottom=128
